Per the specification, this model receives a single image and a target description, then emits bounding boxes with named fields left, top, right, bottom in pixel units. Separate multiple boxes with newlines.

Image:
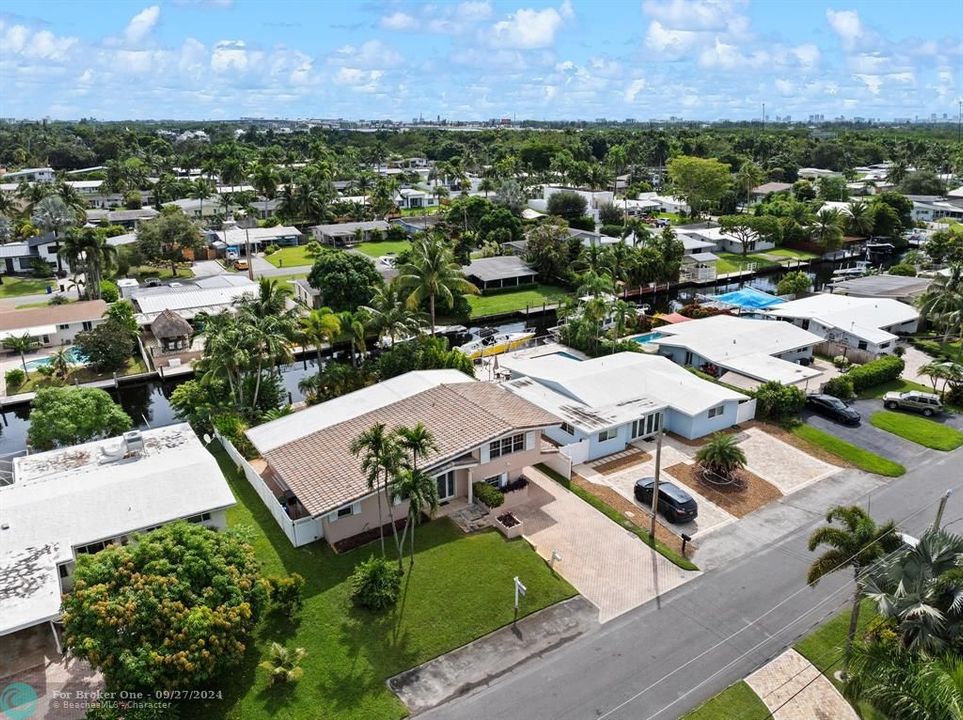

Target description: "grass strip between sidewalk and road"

left=535, top=463, right=698, bottom=571
left=791, top=424, right=905, bottom=477
left=681, top=681, right=769, bottom=720
left=869, top=410, right=963, bottom=451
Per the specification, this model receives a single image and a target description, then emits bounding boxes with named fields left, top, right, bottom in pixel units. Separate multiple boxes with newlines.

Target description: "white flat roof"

left=499, top=351, right=747, bottom=416
left=765, top=294, right=918, bottom=345
left=652, top=315, right=824, bottom=384
left=133, top=283, right=257, bottom=315
left=0, top=424, right=236, bottom=635
left=246, top=369, right=473, bottom=453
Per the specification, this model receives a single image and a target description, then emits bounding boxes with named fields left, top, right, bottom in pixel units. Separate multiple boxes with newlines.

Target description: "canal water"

left=0, top=260, right=845, bottom=456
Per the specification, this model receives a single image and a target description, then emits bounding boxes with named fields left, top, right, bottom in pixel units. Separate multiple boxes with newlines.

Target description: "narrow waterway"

left=0, top=259, right=852, bottom=457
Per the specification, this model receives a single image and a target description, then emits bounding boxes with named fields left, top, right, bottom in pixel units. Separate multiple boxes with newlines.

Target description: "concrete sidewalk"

left=745, top=649, right=858, bottom=720
left=389, top=596, right=598, bottom=715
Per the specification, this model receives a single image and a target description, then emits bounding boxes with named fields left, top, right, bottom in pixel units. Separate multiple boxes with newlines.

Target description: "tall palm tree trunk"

left=429, top=294, right=436, bottom=336
left=844, top=570, right=863, bottom=674
left=375, top=473, right=386, bottom=555
left=385, top=476, right=404, bottom=570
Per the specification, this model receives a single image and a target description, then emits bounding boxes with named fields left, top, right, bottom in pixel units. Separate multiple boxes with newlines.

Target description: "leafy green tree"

left=807, top=505, right=900, bottom=671
left=398, top=234, right=478, bottom=335
left=899, top=170, right=946, bottom=196
left=372, top=335, right=473, bottom=379
left=477, top=206, right=523, bottom=243
left=27, top=386, right=132, bottom=450
left=718, top=215, right=782, bottom=256
left=62, top=522, right=266, bottom=692
left=307, top=248, right=383, bottom=312
left=137, top=212, right=204, bottom=276
left=547, top=190, right=588, bottom=221
left=776, top=270, right=813, bottom=296
left=104, top=300, right=139, bottom=335
left=666, top=155, right=732, bottom=217
left=524, top=217, right=572, bottom=281
left=753, top=380, right=806, bottom=420
left=792, top=179, right=816, bottom=201
left=817, top=176, right=849, bottom=201
left=74, top=319, right=136, bottom=372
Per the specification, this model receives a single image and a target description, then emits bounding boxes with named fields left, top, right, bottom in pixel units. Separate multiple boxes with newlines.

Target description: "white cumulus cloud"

left=123, top=5, right=160, bottom=44
left=826, top=9, right=863, bottom=48
left=624, top=78, right=646, bottom=103
left=488, top=2, right=572, bottom=49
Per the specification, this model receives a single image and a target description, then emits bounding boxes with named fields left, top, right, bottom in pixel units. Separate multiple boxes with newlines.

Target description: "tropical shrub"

left=833, top=355, right=851, bottom=370
left=259, top=643, right=306, bottom=685
left=265, top=573, right=305, bottom=617
left=100, top=280, right=119, bottom=303
left=823, top=375, right=855, bottom=400
left=5, top=368, right=25, bottom=388
left=753, top=380, right=806, bottom=421
left=887, top=263, right=917, bottom=277
left=695, top=433, right=747, bottom=479
left=212, top=413, right=258, bottom=459
left=472, top=481, right=505, bottom=509
left=349, top=556, right=402, bottom=611
left=847, top=356, right=905, bottom=392
left=264, top=244, right=279, bottom=255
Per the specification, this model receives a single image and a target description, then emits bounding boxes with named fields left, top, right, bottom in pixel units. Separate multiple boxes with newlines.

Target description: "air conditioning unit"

left=123, top=431, right=145, bottom=455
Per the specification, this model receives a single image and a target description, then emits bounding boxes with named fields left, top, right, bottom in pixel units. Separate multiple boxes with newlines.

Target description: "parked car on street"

left=806, top=394, right=862, bottom=425
left=233, top=259, right=249, bottom=271
left=633, top=477, right=698, bottom=524
left=883, top=390, right=943, bottom=417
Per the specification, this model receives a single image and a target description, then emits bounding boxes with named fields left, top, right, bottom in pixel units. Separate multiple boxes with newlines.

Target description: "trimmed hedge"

left=823, top=375, right=855, bottom=400
left=472, top=481, right=505, bottom=509
left=846, top=355, right=904, bottom=392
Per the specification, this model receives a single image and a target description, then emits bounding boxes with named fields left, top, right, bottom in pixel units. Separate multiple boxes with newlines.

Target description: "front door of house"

left=436, top=471, right=455, bottom=502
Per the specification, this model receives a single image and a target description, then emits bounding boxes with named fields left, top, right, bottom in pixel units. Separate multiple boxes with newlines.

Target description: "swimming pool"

left=631, top=331, right=666, bottom=344
left=546, top=351, right=582, bottom=361
left=24, top=346, right=88, bottom=371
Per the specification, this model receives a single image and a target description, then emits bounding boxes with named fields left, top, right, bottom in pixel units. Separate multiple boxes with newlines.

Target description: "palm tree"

left=299, top=307, right=341, bottom=368
left=336, top=310, right=367, bottom=367
left=478, top=177, right=496, bottom=198
left=247, top=277, right=292, bottom=316
left=3, top=334, right=40, bottom=373
left=810, top=208, right=845, bottom=252
left=394, top=468, right=440, bottom=567
left=361, top=281, right=425, bottom=347
left=32, top=195, right=74, bottom=274
left=251, top=161, right=280, bottom=200
left=190, top=178, right=214, bottom=222
left=396, top=422, right=437, bottom=471
left=609, top=298, right=635, bottom=342
left=919, top=266, right=963, bottom=342
left=398, top=235, right=478, bottom=335
left=576, top=269, right=614, bottom=298
left=59, top=228, right=117, bottom=300
left=49, top=347, right=74, bottom=380
left=807, top=505, right=900, bottom=670
left=864, top=528, right=963, bottom=654
left=258, top=642, right=306, bottom=685
left=694, top=433, right=747, bottom=480
left=735, top=160, right=764, bottom=208
left=350, top=423, right=404, bottom=557
left=847, top=200, right=874, bottom=240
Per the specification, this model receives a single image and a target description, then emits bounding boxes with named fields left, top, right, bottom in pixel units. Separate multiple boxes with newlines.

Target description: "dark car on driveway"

left=806, top=394, right=861, bottom=425
left=634, top=477, right=698, bottom=524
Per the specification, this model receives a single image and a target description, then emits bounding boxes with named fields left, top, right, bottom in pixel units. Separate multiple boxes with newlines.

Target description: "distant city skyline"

left=1, top=0, right=960, bottom=122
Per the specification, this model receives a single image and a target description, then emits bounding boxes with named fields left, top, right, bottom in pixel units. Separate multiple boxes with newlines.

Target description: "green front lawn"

left=767, top=248, right=820, bottom=260
left=535, top=463, right=698, bottom=571
left=6, top=357, right=149, bottom=395
left=263, top=245, right=317, bottom=268
left=869, top=410, right=963, bottom=451
left=0, top=276, right=57, bottom=298
left=682, top=681, right=769, bottom=720
left=188, top=448, right=576, bottom=720
left=791, top=424, right=905, bottom=477
left=857, top=377, right=935, bottom=399
left=467, top=284, right=571, bottom=318
left=354, top=240, right=411, bottom=258
left=715, top=252, right=780, bottom=274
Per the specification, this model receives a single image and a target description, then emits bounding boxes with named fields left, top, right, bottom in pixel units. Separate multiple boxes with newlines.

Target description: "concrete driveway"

left=516, top=468, right=698, bottom=623
left=802, top=397, right=943, bottom=467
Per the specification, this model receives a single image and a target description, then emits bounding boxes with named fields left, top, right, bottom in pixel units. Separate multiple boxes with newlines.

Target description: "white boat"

left=457, top=331, right=535, bottom=360
left=832, top=261, right=872, bottom=278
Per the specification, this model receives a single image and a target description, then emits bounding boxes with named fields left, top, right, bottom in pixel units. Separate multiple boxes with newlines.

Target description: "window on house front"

left=708, top=405, right=724, bottom=418
left=598, top=428, right=618, bottom=442
left=57, top=324, right=70, bottom=330
left=58, top=564, right=70, bottom=579
left=489, top=433, right=525, bottom=459
left=857, top=341, right=868, bottom=350
left=82, top=321, right=93, bottom=331
left=560, top=422, right=575, bottom=435
left=484, top=474, right=504, bottom=488
left=186, top=512, right=212, bottom=524
left=336, top=505, right=353, bottom=518
left=75, top=540, right=108, bottom=555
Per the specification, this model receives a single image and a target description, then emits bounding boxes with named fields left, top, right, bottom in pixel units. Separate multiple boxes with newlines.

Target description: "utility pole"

left=934, top=489, right=953, bottom=531
left=649, top=423, right=664, bottom=542
left=762, top=102, right=766, bottom=132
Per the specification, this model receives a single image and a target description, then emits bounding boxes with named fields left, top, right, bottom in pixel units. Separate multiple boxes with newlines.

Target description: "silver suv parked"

left=883, top=390, right=944, bottom=417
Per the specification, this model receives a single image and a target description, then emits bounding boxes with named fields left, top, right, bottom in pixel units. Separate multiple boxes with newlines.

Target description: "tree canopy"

left=666, top=155, right=731, bottom=217
left=307, top=248, right=383, bottom=312
left=62, top=522, right=266, bottom=692
left=136, top=212, right=205, bottom=275
left=27, top=386, right=132, bottom=450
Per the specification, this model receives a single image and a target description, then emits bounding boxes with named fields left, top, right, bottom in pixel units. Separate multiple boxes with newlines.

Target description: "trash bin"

left=46, top=285, right=52, bottom=294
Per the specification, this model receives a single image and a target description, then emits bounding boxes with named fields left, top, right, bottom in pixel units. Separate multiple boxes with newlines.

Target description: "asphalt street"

left=426, top=440, right=961, bottom=720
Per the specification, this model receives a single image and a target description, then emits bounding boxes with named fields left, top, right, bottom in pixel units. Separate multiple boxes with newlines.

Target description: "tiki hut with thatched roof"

left=150, top=309, right=193, bottom=352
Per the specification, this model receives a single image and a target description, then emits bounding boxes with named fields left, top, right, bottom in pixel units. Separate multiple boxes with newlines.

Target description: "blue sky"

left=1, top=0, right=960, bottom=121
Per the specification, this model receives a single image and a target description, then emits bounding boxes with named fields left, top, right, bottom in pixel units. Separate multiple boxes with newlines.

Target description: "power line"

left=598, top=479, right=963, bottom=720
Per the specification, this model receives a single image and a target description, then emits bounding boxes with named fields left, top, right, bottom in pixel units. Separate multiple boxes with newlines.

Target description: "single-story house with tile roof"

left=311, top=220, right=390, bottom=247
left=763, top=293, right=919, bottom=355
left=244, top=369, right=560, bottom=548
left=499, top=351, right=752, bottom=462
left=462, top=256, right=537, bottom=292
left=647, top=314, right=824, bottom=390
left=0, top=424, right=234, bottom=641
left=0, top=300, right=107, bottom=346
left=749, top=182, right=793, bottom=203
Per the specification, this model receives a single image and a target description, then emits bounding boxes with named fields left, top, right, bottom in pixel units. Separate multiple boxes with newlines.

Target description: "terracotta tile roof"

left=0, top=300, right=108, bottom=332
left=263, top=381, right=560, bottom=516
